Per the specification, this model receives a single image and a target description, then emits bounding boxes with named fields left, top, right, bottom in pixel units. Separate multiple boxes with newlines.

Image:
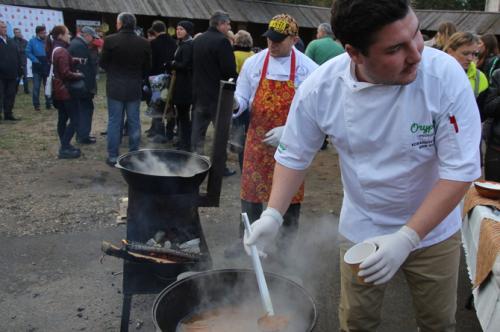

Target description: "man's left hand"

left=262, top=126, right=284, bottom=147
left=358, top=226, right=420, bottom=285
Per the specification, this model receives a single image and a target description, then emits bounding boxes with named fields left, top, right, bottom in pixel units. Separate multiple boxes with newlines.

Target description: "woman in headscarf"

left=46, top=25, right=85, bottom=159
left=168, top=20, right=195, bottom=151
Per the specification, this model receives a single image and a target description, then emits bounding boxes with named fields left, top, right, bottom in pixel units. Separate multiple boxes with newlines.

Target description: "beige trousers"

left=338, top=232, right=461, bottom=332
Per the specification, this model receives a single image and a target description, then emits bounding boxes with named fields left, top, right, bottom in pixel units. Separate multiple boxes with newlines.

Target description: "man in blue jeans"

left=99, top=12, right=151, bottom=166
left=26, top=25, right=51, bottom=111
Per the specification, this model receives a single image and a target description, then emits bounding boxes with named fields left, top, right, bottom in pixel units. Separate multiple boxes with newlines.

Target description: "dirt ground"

left=0, top=77, right=481, bottom=331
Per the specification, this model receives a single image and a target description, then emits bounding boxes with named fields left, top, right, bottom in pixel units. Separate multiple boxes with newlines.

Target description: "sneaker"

left=58, top=148, right=81, bottom=159
left=34, top=107, right=40, bottom=112
left=224, top=240, right=245, bottom=259
left=46, top=104, right=52, bottom=110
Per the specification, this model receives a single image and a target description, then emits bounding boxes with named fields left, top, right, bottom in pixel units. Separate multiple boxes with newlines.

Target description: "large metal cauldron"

left=152, top=269, right=317, bottom=332
left=116, top=149, right=211, bottom=195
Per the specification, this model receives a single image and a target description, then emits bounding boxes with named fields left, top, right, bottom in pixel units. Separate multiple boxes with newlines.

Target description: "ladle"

left=242, top=212, right=275, bottom=316
left=242, top=213, right=289, bottom=332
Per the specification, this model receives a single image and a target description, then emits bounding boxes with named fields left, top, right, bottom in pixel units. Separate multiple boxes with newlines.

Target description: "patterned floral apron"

left=240, top=50, right=305, bottom=203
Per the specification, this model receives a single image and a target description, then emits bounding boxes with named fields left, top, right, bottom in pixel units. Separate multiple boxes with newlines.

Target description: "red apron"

left=240, top=50, right=305, bottom=203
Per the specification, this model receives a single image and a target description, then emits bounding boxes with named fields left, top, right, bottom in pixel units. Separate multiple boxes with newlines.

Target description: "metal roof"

left=415, top=10, right=500, bottom=35
left=3, top=0, right=500, bottom=33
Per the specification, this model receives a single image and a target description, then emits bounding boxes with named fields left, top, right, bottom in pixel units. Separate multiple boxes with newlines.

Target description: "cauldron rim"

left=152, top=268, right=318, bottom=332
left=115, top=148, right=211, bottom=178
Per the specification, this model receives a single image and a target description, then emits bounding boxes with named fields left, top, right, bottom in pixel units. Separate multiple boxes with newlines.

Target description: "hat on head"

left=262, top=14, right=299, bottom=42
left=81, top=26, right=99, bottom=39
left=177, top=21, right=194, bottom=36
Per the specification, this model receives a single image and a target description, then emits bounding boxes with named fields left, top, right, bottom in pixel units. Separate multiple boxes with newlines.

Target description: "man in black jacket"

left=192, top=10, right=237, bottom=175
left=147, top=20, right=177, bottom=143
left=99, top=12, right=152, bottom=166
left=68, top=26, right=99, bottom=144
left=0, top=20, right=21, bottom=121
left=13, top=28, right=29, bottom=94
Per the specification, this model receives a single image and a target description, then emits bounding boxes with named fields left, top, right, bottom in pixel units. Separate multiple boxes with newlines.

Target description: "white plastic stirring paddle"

left=242, top=212, right=275, bottom=316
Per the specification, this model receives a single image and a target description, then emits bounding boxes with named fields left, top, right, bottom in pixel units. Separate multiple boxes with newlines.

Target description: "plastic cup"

left=344, top=242, right=377, bottom=284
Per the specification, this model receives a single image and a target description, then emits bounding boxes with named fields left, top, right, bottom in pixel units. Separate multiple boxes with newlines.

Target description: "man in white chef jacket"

left=244, top=0, right=481, bottom=331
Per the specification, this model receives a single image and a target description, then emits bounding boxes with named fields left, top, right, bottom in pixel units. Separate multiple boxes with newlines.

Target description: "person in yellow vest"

left=233, top=30, right=254, bottom=75
left=444, top=32, right=488, bottom=97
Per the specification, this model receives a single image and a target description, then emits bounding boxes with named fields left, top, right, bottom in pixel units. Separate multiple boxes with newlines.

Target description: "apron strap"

left=259, top=49, right=297, bottom=84
left=289, top=49, right=296, bottom=82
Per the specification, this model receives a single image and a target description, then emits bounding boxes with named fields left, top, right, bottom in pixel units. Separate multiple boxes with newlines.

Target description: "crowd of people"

left=1, top=2, right=500, bottom=329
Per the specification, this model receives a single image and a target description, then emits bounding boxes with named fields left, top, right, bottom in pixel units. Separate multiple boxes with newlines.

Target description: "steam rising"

left=127, top=150, right=206, bottom=177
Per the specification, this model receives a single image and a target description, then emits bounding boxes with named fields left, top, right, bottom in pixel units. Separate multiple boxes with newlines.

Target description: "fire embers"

left=101, top=231, right=204, bottom=265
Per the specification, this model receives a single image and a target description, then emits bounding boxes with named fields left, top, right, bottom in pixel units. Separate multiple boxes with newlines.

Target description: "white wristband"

left=399, top=225, right=421, bottom=248
left=262, top=207, right=284, bottom=226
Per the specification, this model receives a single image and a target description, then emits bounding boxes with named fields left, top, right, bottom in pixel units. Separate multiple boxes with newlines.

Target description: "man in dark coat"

left=0, top=20, right=22, bottom=121
left=13, top=28, right=29, bottom=94
left=192, top=10, right=237, bottom=175
left=68, top=26, right=99, bottom=144
left=99, top=12, right=152, bottom=166
left=147, top=20, right=177, bottom=143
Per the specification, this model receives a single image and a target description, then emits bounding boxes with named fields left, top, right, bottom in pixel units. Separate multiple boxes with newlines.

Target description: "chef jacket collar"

left=340, top=61, right=378, bottom=92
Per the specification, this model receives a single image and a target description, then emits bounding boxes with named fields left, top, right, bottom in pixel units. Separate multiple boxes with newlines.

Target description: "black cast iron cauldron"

left=116, top=149, right=211, bottom=195
left=152, top=269, right=317, bottom=332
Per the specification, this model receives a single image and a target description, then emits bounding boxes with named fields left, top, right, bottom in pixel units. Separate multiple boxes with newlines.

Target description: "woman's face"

left=176, top=26, right=187, bottom=40
left=447, top=42, right=479, bottom=70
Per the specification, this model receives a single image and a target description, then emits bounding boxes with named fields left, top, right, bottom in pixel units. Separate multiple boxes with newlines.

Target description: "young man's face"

left=14, top=29, right=22, bottom=38
left=37, top=29, right=47, bottom=40
left=267, top=35, right=298, bottom=58
left=346, top=9, right=424, bottom=85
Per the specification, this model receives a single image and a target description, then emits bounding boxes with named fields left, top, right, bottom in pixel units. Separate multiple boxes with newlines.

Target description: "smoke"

left=215, top=213, right=340, bottom=330
left=126, top=150, right=206, bottom=177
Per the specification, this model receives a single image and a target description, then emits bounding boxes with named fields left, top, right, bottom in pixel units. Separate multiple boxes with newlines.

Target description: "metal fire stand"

left=118, top=80, right=236, bottom=332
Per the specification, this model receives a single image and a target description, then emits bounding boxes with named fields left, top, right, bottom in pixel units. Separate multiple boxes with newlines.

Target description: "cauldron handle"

left=198, top=80, right=236, bottom=207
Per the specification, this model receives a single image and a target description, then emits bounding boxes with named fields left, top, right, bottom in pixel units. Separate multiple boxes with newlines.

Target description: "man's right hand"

left=243, top=207, right=283, bottom=257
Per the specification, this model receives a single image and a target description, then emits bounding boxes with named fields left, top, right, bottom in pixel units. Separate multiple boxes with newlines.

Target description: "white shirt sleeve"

left=275, top=81, right=325, bottom=170
left=234, top=54, right=255, bottom=114
left=434, top=58, right=482, bottom=182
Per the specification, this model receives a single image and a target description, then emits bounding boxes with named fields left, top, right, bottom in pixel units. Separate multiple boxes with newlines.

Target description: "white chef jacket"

left=275, top=47, right=481, bottom=248
left=234, top=47, right=318, bottom=115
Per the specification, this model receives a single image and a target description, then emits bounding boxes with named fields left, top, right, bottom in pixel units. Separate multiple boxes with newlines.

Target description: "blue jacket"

left=26, top=36, right=49, bottom=75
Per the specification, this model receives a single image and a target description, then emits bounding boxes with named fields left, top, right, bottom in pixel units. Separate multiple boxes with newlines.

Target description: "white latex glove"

left=262, top=126, right=284, bottom=147
left=243, top=207, right=283, bottom=258
left=358, top=226, right=421, bottom=285
left=232, top=98, right=244, bottom=119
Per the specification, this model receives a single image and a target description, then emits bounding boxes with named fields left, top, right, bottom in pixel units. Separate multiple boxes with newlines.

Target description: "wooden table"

left=462, top=204, right=500, bottom=332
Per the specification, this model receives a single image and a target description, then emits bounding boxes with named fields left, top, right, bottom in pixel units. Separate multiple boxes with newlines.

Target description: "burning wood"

left=101, top=238, right=204, bottom=264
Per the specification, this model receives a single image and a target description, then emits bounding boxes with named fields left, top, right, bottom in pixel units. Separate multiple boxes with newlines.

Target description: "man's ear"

left=345, top=44, right=364, bottom=65
left=292, top=36, right=300, bottom=45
